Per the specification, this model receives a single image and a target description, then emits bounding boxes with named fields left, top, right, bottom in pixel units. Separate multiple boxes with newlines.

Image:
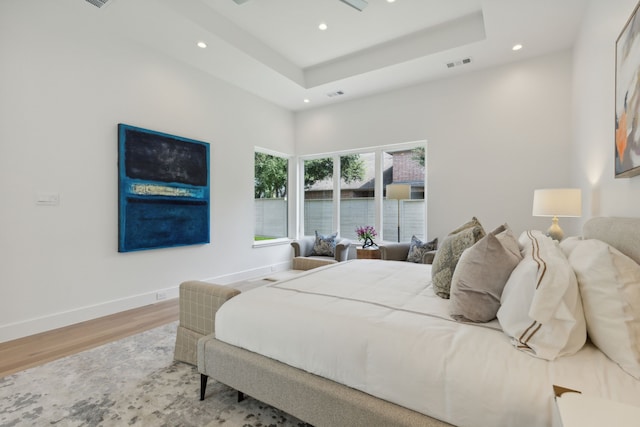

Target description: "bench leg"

left=200, top=374, right=208, bottom=401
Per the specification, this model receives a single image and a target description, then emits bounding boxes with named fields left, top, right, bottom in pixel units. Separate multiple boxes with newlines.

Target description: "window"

left=254, top=150, right=288, bottom=242
left=383, top=147, right=425, bottom=242
left=339, top=152, right=374, bottom=241
left=299, top=142, right=426, bottom=242
left=303, top=157, right=334, bottom=236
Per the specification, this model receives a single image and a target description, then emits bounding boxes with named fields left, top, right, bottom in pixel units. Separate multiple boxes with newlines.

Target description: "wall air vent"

left=327, top=90, right=345, bottom=98
left=85, top=0, right=111, bottom=8
left=446, top=57, right=472, bottom=69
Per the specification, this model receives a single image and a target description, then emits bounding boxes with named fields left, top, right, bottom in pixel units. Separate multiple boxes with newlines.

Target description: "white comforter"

left=215, top=260, right=640, bottom=427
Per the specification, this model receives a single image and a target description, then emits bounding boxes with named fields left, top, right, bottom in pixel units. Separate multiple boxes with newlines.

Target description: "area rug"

left=0, top=321, right=308, bottom=426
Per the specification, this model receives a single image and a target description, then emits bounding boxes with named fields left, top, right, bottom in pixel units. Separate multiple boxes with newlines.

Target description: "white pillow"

left=497, top=230, right=586, bottom=360
left=561, top=238, right=640, bottom=379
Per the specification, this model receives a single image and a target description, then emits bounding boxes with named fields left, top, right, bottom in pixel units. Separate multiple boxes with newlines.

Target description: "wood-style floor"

left=0, top=298, right=179, bottom=378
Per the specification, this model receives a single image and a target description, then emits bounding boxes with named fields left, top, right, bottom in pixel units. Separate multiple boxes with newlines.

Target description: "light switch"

left=36, top=192, right=60, bottom=206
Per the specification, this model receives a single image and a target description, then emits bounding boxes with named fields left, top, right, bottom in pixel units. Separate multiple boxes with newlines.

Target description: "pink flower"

left=355, top=225, right=377, bottom=241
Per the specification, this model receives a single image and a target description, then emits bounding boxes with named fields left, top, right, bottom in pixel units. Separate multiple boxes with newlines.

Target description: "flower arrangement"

left=355, top=225, right=377, bottom=248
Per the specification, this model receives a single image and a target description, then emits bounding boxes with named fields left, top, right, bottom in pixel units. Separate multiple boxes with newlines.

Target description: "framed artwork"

left=615, top=1, right=640, bottom=178
left=118, top=124, right=210, bottom=252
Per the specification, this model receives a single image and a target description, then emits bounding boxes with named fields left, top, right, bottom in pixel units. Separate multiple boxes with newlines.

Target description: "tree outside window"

left=304, top=155, right=365, bottom=236
left=254, top=151, right=288, bottom=241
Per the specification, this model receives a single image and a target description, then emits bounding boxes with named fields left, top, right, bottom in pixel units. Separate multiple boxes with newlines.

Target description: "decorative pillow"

left=406, top=236, right=438, bottom=263
left=497, top=230, right=586, bottom=360
left=311, top=231, right=337, bottom=257
left=449, top=224, right=522, bottom=322
left=561, top=238, right=640, bottom=379
left=431, top=217, right=485, bottom=299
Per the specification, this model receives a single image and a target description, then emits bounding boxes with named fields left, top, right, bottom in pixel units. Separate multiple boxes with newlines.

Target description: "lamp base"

left=546, top=216, right=564, bottom=241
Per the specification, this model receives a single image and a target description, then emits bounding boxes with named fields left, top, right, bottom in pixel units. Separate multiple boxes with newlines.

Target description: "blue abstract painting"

left=118, top=124, right=210, bottom=252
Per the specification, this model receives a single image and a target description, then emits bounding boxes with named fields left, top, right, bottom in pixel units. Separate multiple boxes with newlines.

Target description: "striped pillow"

left=497, top=230, right=586, bottom=360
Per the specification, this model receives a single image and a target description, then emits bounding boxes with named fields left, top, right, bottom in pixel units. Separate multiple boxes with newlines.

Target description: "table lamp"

left=532, top=188, right=582, bottom=241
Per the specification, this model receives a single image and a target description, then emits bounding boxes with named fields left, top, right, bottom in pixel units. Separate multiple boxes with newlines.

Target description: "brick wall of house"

left=392, top=150, right=424, bottom=182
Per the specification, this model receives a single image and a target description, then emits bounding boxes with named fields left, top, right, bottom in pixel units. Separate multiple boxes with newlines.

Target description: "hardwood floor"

left=0, top=299, right=179, bottom=378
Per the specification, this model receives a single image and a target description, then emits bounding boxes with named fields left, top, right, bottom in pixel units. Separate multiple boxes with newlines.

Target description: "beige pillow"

left=449, top=225, right=522, bottom=322
left=497, top=230, right=586, bottom=360
left=432, top=217, right=485, bottom=299
left=561, top=238, right=640, bottom=379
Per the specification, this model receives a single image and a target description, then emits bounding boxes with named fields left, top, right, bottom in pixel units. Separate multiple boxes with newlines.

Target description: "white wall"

left=572, top=0, right=640, bottom=220
left=0, top=0, right=294, bottom=341
left=296, top=51, right=575, bottom=240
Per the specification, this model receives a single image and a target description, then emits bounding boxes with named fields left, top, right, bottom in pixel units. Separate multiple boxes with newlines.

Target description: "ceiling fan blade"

left=339, top=0, right=368, bottom=12
left=232, top=0, right=368, bottom=11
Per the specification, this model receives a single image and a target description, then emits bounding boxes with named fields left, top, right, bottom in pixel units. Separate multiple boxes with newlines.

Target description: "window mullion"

left=333, top=154, right=340, bottom=235
left=375, top=149, right=384, bottom=241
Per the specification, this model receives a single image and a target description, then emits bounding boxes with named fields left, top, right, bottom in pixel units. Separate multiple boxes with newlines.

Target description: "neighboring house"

left=305, top=150, right=425, bottom=200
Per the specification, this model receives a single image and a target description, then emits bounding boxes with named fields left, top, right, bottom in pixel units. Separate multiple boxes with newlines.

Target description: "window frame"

left=253, top=147, right=292, bottom=247
left=297, top=140, right=427, bottom=241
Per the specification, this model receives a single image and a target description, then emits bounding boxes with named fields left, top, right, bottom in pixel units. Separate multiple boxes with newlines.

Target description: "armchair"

left=291, top=235, right=353, bottom=270
left=379, top=241, right=437, bottom=264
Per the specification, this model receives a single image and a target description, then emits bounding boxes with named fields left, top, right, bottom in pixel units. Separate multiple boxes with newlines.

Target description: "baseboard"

left=203, top=261, right=292, bottom=285
left=0, top=261, right=292, bottom=343
left=0, top=286, right=179, bottom=344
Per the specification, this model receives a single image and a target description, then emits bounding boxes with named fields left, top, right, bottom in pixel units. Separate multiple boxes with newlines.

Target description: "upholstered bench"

left=173, top=281, right=240, bottom=366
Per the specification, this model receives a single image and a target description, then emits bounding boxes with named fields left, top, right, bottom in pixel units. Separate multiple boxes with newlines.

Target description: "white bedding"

left=215, top=259, right=640, bottom=427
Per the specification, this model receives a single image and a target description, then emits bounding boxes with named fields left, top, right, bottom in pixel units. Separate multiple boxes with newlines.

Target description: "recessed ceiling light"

left=318, top=22, right=328, bottom=31
left=303, top=99, right=310, bottom=103
left=512, top=44, right=523, bottom=51
left=197, top=41, right=207, bottom=49
left=387, top=0, right=396, bottom=3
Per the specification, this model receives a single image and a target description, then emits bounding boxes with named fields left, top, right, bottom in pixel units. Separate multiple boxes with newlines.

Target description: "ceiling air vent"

left=446, top=57, right=472, bottom=69
left=327, top=90, right=345, bottom=98
left=85, top=0, right=111, bottom=8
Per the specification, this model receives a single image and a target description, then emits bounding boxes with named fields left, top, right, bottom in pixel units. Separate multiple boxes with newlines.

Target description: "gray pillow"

left=449, top=224, right=522, bottom=322
left=311, top=231, right=337, bottom=256
left=406, top=236, right=438, bottom=263
left=431, top=217, right=485, bottom=299
left=448, top=216, right=484, bottom=236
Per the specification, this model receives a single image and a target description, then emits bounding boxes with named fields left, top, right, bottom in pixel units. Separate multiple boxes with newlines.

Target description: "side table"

left=554, top=385, right=640, bottom=427
left=356, top=246, right=381, bottom=259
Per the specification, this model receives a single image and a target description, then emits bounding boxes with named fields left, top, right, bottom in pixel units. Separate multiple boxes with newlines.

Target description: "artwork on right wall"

left=615, top=0, right=640, bottom=178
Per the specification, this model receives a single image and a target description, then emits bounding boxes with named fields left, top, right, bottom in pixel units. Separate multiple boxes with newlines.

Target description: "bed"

left=188, top=217, right=640, bottom=427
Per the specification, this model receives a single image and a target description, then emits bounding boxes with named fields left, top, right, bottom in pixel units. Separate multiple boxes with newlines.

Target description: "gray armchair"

left=379, top=242, right=437, bottom=264
left=291, top=235, right=353, bottom=270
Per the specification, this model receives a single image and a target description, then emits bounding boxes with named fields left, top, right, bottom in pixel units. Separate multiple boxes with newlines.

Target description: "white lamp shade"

left=532, top=188, right=582, bottom=217
left=386, top=184, right=411, bottom=200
